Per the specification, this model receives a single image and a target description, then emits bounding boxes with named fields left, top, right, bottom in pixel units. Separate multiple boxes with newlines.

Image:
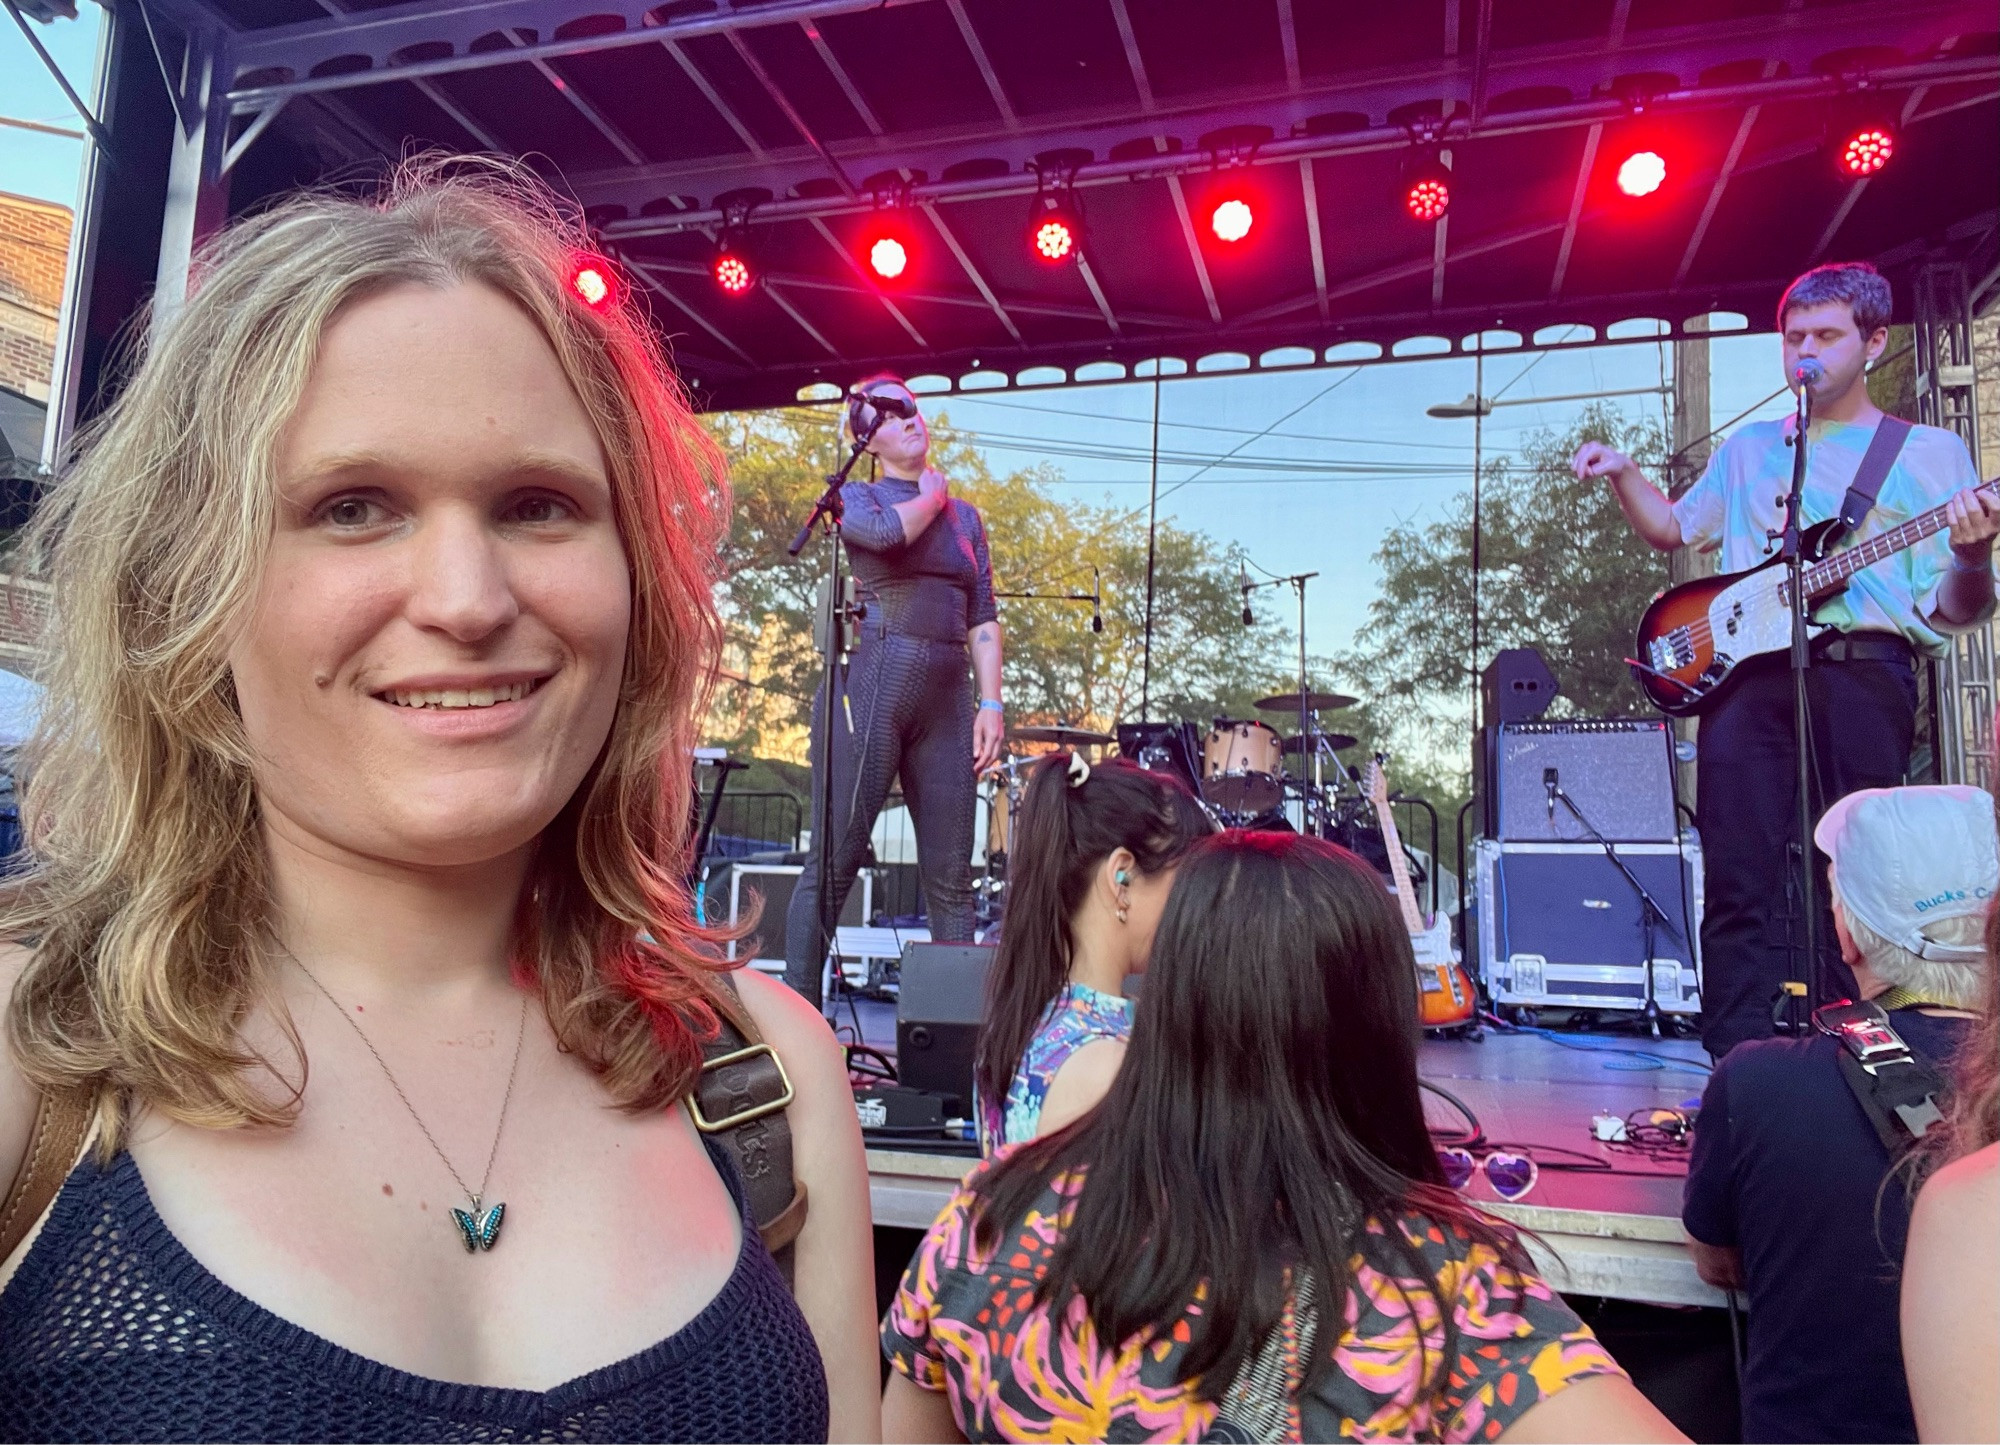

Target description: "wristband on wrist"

left=978, top=699, right=1004, bottom=713
left=1950, top=547, right=1992, bottom=572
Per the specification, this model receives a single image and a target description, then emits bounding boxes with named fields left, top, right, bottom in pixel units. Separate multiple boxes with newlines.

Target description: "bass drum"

left=1202, top=720, right=1284, bottom=815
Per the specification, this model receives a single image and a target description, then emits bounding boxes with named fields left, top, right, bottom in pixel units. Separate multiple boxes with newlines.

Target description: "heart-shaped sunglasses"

left=1437, top=1148, right=1539, bottom=1201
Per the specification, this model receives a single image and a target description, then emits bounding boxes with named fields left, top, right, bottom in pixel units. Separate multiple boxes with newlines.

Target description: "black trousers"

left=784, top=632, right=978, bottom=1009
left=1694, top=650, right=1917, bottom=1058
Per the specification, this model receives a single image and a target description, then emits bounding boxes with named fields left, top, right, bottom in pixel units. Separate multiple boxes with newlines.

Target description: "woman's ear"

left=1102, top=847, right=1137, bottom=902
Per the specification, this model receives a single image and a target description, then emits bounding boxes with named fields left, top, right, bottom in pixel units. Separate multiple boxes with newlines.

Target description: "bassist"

left=1571, top=262, right=1998, bottom=1058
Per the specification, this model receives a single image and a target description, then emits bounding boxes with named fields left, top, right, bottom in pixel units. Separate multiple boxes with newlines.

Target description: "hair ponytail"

left=975, top=753, right=1209, bottom=1117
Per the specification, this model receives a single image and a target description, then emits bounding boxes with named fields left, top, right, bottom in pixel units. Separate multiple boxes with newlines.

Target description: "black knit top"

left=840, top=477, right=999, bottom=644
left=0, top=1137, right=828, bottom=1443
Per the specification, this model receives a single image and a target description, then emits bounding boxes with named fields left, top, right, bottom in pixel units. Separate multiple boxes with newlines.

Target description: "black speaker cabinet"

left=1482, top=648, right=1560, bottom=723
left=1476, top=718, right=1679, bottom=843
left=895, top=942, right=995, bottom=1111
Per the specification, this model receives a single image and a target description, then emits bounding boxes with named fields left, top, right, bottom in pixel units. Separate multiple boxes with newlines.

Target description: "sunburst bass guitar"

left=1631, top=476, right=2000, bottom=716
left=1364, top=758, right=1475, bottom=1030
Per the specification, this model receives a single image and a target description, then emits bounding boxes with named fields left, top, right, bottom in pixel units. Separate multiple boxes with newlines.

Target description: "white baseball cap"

left=1815, top=785, right=1998, bottom=961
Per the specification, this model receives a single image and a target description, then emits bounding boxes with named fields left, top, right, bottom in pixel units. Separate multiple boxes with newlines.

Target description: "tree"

left=1336, top=403, right=1673, bottom=821
left=701, top=407, right=1298, bottom=765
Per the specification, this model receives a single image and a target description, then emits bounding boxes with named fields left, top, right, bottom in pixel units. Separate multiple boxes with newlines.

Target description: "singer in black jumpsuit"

left=785, top=384, right=1005, bottom=1008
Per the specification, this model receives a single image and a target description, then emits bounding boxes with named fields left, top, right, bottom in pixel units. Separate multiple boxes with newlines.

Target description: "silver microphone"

left=1792, top=358, right=1825, bottom=388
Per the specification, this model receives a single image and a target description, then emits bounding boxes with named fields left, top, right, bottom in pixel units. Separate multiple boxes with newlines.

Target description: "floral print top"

left=883, top=1156, right=1627, bottom=1443
left=976, top=983, right=1134, bottom=1157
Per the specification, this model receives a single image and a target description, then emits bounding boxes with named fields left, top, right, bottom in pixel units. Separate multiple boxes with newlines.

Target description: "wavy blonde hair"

left=4, top=157, right=741, bottom=1148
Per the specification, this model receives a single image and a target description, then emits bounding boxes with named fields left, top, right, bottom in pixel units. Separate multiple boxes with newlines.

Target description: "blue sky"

left=0, top=3, right=100, bottom=211
left=3, top=4, right=1795, bottom=667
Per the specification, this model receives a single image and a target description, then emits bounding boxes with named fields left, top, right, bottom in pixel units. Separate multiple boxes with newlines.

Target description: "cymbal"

left=1281, top=732, right=1358, bottom=755
left=1007, top=724, right=1115, bottom=747
left=1255, top=691, right=1358, bottom=714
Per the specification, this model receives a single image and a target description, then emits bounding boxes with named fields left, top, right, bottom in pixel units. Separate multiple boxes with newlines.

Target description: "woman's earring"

left=1117, top=907, right=1129, bottom=924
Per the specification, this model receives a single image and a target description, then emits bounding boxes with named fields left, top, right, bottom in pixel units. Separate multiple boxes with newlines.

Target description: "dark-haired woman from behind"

left=974, top=751, right=1211, bottom=1154
left=886, top=831, right=1683, bottom=1443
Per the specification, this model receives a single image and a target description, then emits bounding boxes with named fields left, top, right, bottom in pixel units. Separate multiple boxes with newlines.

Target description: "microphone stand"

left=788, top=421, right=880, bottom=1014
left=1552, top=783, right=1674, bottom=1037
left=1775, top=377, right=1818, bottom=1034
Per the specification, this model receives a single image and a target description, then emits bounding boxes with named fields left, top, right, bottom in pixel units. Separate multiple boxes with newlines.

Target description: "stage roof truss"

left=124, top=0, right=1999, bottom=410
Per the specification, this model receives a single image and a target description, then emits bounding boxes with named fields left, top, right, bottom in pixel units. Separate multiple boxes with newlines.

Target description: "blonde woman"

left=0, top=162, right=877, bottom=1440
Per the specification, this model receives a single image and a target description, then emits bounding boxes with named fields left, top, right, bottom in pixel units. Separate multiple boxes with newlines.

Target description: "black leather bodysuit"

left=784, top=475, right=997, bottom=1006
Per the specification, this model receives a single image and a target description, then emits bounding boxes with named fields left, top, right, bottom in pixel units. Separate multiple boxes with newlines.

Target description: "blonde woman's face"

left=231, top=281, right=631, bottom=869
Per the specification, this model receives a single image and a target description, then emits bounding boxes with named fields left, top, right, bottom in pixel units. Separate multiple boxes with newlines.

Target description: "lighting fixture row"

left=680, top=113, right=1904, bottom=296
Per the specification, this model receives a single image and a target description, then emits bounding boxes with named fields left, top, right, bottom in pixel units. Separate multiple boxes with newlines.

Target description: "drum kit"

left=979, top=691, right=1381, bottom=921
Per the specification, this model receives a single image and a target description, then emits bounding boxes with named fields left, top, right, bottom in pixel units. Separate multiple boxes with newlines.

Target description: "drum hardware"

left=1006, top=723, right=1116, bottom=748
left=1253, top=691, right=1358, bottom=714
left=1279, top=732, right=1358, bottom=756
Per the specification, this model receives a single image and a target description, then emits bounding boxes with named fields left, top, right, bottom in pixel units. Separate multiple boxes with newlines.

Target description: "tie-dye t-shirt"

left=884, top=1156, right=1626, bottom=1443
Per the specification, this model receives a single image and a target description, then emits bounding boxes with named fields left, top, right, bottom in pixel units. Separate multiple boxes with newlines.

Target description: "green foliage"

left=1336, top=403, right=1673, bottom=821
left=701, top=407, right=1299, bottom=763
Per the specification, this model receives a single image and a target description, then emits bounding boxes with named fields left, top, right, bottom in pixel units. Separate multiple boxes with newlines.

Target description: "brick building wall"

left=0, top=192, right=74, bottom=405
left=0, top=574, right=50, bottom=676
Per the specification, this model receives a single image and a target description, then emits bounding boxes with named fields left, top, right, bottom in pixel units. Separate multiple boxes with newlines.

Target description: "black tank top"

left=0, top=1136, right=828, bottom=1442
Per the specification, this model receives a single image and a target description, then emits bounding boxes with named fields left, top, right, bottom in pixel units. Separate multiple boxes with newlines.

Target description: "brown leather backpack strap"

left=0, top=1085, right=93, bottom=1268
left=693, top=975, right=808, bottom=1286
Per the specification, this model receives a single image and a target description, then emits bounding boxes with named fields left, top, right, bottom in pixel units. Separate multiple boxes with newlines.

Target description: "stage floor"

left=837, top=993, right=1727, bottom=1308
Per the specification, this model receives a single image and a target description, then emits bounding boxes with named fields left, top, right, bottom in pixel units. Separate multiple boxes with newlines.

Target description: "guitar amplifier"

left=895, top=942, right=995, bottom=1111
left=1471, top=838, right=1704, bottom=1016
left=1476, top=718, right=1679, bottom=843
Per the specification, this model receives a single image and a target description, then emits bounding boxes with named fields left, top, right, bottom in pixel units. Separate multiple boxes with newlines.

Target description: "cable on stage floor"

left=1420, top=1078, right=1486, bottom=1146
left=1481, top=1015, right=1713, bottom=1076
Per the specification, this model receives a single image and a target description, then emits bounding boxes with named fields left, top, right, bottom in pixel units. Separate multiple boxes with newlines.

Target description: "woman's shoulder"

left=1911, top=1141, right=2000, bottom=1243
left=0, top=941, right=41, bottom=1203
left=729, top=966, right=845, bottom=1086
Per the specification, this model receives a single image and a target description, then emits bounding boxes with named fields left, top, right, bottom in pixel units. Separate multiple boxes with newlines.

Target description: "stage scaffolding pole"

left=1140, top=374, right=1160, bottom=723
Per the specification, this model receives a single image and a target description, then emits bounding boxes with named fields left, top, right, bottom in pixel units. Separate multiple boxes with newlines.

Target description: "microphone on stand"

left=1544, top=766, right=1559, bottom=823
left=1090, top=567, right=1104, bottom=634
left=1792, top=358, right=1825, bottom=389
left=848, top=387, right=918, bottom=419
left=1240, top=564, right=1255, bottom=627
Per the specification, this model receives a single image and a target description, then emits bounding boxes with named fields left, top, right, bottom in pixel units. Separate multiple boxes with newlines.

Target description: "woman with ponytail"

left=973, top=751, right=1210, bottom=1154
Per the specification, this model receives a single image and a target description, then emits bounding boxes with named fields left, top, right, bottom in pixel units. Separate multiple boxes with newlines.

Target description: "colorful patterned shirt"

left=976, top=983, right=1134, bottom=1156
left=884, top=1158, right=1627, bottom=1443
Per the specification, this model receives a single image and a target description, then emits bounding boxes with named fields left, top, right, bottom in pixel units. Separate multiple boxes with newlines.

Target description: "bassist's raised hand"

left=1572, top=440, right=1638, bottom=483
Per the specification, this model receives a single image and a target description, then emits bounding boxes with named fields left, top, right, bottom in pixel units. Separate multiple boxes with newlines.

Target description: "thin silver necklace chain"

left=288, top=953, right=529, bottom=1208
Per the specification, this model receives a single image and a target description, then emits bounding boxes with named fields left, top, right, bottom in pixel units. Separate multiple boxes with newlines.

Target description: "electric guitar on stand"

left=1364, top=758, right=1475, bottom=1030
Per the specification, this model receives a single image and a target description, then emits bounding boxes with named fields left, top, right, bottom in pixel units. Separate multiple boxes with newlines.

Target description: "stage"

left=833, top=993, right=1727, bottom=1311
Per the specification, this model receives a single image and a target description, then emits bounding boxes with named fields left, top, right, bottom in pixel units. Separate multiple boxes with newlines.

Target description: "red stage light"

left=1033, top=215, right=1075, bottom=262
left=1406, top=176, right=1450, bottom=222
left=569, top=256, right=618, bottom=311
left=867, top=233, right=909, bottom=280
left=1837, top=124, right=1896, bottom=177
left=1615, top=149, right=1668, bottom=197
left=1209, top=197, right=1254, bottom=243
left=712, top=248, right=754, bottom=296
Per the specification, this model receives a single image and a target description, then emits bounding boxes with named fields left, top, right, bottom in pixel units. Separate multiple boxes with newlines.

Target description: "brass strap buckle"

left=689, top=1043, right=795, bottom=1134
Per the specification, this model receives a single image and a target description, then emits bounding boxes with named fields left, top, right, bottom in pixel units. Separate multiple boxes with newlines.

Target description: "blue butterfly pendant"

left=449, top=1198, right=505, bottom=1253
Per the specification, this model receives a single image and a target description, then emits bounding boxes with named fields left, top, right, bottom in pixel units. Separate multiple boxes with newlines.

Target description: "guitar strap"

left=1835, top=416, right=1913, bottom=534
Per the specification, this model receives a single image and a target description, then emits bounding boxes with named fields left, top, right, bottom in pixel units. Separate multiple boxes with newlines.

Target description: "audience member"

left=973, top=751, right=1209, bottom=1153
left=1683, top=784, right=1996, bottom=1444
left=0, top=160, right=875, bottom=1441
left=1900, top=891, right=2000, bottom=1443
left=886, top=830, right=1681, bottom=1443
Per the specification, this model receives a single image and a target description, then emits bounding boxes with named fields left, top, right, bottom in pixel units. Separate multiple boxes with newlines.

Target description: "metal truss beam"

left=628, top=254, right=1188, bottom=330
left=589, top=55, right=1995, bottom=239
